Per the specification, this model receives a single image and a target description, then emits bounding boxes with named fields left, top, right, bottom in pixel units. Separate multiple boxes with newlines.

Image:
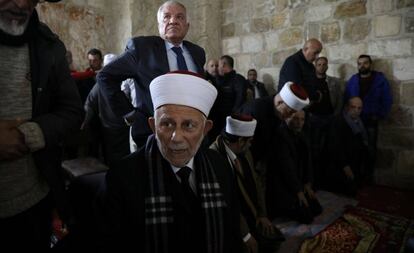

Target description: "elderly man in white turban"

left=239, top=81, right=311, bottom=220
left=268, top=109, right=323, bottom=224
left=100, top=72, right=242, bottom=253
left=210, top=114, right=285, bottom=253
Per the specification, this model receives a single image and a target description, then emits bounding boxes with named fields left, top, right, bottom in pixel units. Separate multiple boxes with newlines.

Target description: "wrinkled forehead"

left=158, top=2, right=187, bottom=19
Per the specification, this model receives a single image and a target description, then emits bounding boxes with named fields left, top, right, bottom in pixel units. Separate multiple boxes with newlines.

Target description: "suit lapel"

left=155, top=37, right=170, bottom=73
left=183, top=41, right=202, bottom=74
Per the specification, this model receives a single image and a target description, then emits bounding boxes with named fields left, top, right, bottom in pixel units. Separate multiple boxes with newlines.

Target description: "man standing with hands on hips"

left=98, top=1, right=206, bottom=149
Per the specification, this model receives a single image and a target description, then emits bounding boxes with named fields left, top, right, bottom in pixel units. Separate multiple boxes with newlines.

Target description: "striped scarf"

left=144, top=134, right=226, bottom=253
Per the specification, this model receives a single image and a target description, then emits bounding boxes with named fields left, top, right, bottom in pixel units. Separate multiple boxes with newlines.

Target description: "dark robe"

left=209, top=70, right=248, bottom=143
left=266, top=123, right=321, bottom=223
left=325, top=114, right=371, bottom=196
left=99, top=145, right=242, bottom=252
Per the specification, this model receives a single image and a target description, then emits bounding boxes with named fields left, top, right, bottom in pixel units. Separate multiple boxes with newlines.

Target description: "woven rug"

left=274, top=191, right=358, bottom=253
left=298, top=206, right=414, bottom=253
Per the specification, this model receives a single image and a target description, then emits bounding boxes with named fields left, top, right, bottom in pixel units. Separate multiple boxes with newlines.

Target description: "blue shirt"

left=165, top=41, right=197, bottom=72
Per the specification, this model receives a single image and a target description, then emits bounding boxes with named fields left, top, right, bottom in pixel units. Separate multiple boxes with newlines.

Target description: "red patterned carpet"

left=299, top=206, right=414, bottom=253
left=298, top=185, right=414, bottom=253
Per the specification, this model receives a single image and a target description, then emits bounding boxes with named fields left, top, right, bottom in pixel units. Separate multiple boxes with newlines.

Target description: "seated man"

left=99, top=72, right=242, bottom=252
left=239, top=82, right=318, bottom=224
left=266, top=110, right=322, bottom=224
left=210, top=114, right=284, bottom=253
left=325, top=97, right=371, bottom=196
left=246, top=68, right=269, bottom=101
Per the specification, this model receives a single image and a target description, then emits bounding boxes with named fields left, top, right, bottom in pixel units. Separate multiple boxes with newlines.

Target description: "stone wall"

left=37, top=0, right=222, bottom=70
left=222, top=0, right=414, bottom=189
left=37, top=0, right=132, bottom=70
left=37, top=0, right=414, bottom=189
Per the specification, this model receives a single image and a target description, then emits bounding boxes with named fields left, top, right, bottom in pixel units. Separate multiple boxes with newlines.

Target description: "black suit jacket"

left=29, top=17, right=83, bottom=221
left=278, top=50, right=318, bottom=101
left=98, top=36, right=205, bottom=133
left=266, top=124, right=312, bottom=214
left=248, top=80, right=268, bottom=98
left=326, top=114, right=370, bottom=179
left=99, top=147, right=241, bottom=252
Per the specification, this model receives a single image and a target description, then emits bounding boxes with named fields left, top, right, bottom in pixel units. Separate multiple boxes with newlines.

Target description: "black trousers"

left=0, top=194, right=53, bottom=251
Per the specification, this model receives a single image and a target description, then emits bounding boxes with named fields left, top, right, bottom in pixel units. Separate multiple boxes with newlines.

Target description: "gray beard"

left=0, top=16, right=29, bottom=36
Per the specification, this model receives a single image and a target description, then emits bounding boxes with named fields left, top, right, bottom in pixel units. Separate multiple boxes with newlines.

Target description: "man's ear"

left=148, top=117, right=155, bottom=133
left=203, top=119, right=213, bottom=135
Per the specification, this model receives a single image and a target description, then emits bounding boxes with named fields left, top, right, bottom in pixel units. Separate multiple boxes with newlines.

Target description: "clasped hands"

left=0, top=119, right=28, bottom=161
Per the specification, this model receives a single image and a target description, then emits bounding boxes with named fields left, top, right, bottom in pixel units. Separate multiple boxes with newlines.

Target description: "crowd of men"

left=0, top=0, right=393, bottom=252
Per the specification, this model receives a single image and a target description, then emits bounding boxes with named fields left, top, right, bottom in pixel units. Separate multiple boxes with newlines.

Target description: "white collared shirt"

left=165, top=41, right=198, bottom=72
left=171, top=158, right=196, bottom=193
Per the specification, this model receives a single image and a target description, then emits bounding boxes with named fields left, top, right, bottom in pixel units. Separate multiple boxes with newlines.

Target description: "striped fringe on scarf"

left=144, top=134, right=226, bottom=253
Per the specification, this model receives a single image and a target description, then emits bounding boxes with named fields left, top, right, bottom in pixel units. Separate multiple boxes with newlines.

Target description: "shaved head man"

left=302, top=38, right=322, bottom=63
left=278, top=38, right=323, bottom=102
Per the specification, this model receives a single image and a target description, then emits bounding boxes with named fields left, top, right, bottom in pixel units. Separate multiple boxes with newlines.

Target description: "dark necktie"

left=177, top=166, right=195, bottom=197
left=171, top=46, right=188, bottom=71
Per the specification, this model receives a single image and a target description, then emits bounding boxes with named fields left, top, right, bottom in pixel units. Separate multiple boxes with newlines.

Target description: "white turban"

left=150, top=72, right=217, bottom=116
left=279, top=81, right=310, bottom=111
left=225, top=116, right=257, bottom=137
left=103, top=53, right=117, bottom=66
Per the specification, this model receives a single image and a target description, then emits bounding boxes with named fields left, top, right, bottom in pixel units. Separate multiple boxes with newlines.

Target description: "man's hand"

left=256, top=217, right=275, bottom=236
left=343, top=166, right=354, bottom=180
left=0, top=119, right=29, bottom=161
left=297, top=191, right=309, bottom=207
left=304, top=183, right=316, bottom=199
left=245, top=236, right=258, bottom=253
